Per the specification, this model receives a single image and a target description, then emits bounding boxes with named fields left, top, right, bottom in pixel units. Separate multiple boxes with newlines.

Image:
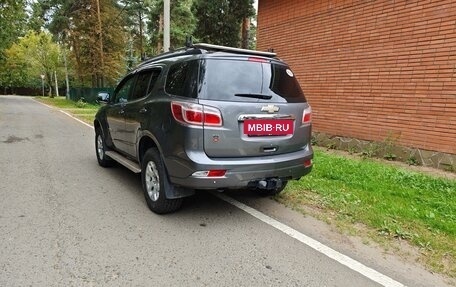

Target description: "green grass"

left=278, top=148, right=456, bottom=277
left=36, top=96, right=456, bottom=277
left=36, top=96, right=98, bottom=124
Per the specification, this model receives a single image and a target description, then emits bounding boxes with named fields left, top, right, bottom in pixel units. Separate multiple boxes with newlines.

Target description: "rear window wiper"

left=235, top=93, right=272, bottom=100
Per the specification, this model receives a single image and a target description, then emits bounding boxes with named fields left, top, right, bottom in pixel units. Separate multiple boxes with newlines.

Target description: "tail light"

left=171, top=101, right=222, bottom=127
left=302, top=106, right=312, bottom=125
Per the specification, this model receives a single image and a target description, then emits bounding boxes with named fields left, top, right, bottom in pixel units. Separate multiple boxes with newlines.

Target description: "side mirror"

left=97, top=92, right=110, bottom=105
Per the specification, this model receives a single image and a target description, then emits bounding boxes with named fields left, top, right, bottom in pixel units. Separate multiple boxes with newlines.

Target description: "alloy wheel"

left=145, top=161, right=160, bottom=201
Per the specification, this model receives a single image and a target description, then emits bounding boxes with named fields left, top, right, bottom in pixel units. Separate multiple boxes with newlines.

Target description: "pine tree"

left=38, top=0, right=127, bottom=87
left=192, top=0, right=254, bottom=47
left=0, top=0, right=28, bottom=91
left=146, top=0, right=196, bottom=54
left=0, top=0, right=27, bottom=58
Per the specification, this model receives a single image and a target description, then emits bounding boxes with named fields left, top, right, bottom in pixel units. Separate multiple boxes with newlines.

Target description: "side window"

left=148, top=70, right=161, bottom=95
left=113, top=76, right=135, bottom=104
left=130, top=69, right=162, bottom=101
left=165, top=60, right=198, bottom=98
left=130, top=72, right=151, bottom=101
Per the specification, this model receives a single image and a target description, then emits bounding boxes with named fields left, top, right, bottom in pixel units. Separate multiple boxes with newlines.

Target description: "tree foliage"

left=192, top=0, right=255, bottom=47
left=0, top=0, right=28, bottom=58
left=146, top=0, right=196, bottom=54
left=0, top=43, right=29, bottom=90
left=27, top=2, right=47, bottom=33
left=0, top=0, right=257, bottom=91
left=38, top=0, right=127, bottom=87
left=123, top=0, right=150, bottom=58
left=1, top=31, right=64, bottom=96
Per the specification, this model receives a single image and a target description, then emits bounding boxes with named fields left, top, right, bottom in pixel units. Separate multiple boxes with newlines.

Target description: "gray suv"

left=94, top=43, right=313, bottom=214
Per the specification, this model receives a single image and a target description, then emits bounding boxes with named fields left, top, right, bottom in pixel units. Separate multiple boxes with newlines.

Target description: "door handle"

left=139, top=108, right=148, bottom=114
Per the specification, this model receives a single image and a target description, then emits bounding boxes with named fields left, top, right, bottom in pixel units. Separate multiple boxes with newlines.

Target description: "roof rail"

left=137, top=42, right=276, bottom=68
left=192, top=43, right=277, bottom=58
left=137, top=47, right=202, bottom=67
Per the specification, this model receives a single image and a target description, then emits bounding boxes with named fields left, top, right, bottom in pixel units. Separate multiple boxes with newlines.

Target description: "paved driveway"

left=1, top=96, right=450, bottom=287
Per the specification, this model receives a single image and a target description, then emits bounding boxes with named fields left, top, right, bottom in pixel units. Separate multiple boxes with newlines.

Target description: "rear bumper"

left=167, top=145, right=313, bottom=190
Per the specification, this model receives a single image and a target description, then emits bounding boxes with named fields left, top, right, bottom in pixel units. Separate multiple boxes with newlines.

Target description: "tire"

left=141, top=148, right=183, bottom=214
left=95, top=128, right=114, bottom=167
left=255, top=180, right=288, bottom=197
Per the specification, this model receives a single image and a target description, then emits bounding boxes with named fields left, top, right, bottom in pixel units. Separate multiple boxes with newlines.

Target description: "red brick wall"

left=257, top=0, right=456, bottom=155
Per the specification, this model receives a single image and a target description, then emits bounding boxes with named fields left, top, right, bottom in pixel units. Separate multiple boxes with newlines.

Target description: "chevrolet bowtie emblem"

left=261, top=105, right=280, bottom=113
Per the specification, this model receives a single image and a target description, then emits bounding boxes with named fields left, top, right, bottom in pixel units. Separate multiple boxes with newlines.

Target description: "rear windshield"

left=198, top=59, right=306, bottom=103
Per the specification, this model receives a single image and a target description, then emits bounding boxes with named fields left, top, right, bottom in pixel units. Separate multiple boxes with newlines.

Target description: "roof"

left=137, top=43, right=277, bottom=68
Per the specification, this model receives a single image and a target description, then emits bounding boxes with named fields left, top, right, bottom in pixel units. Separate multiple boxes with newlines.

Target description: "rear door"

left=106, top=75, right=135, bottom=152
left=123, top=68, right=162, bottom=157
left=198, top=58, right=312, bottom=158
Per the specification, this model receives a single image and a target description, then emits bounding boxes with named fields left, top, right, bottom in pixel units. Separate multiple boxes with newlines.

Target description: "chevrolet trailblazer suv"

left=94, top=43, right=313, bottom=214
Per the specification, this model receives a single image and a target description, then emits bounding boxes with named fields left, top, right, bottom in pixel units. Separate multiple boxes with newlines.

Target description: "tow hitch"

left=249, top=178, right=284, bottom=190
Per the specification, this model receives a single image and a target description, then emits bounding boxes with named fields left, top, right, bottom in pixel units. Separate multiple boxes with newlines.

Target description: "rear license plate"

left=243, top=119, right=294, bottom=136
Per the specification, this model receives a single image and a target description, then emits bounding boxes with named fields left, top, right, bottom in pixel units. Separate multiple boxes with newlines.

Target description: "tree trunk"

left=71, top=38, right=85, bottom=87
left=241, top=17, right=250, bottom=49
left=157, top=13, right=163, bottom=53
left=139, top=10, right=144, bottom=59
left=95, top=0, right=104, bottom=88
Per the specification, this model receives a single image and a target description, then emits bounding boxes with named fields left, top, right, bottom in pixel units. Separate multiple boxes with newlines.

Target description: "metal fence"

left=69, top=87, right=114, bottom=103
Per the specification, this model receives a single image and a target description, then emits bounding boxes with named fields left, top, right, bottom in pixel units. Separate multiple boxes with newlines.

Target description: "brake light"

left=302, top=106, right=312, bottom=125
left=203, top=106, right=223, bottom=126
left=171, top=102, right=222, bottom=127
left=248, top=57, right=268, bottom=63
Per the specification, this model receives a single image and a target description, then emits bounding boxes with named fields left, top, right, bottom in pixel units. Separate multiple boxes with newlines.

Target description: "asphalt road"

left=0, top=96, right=450, bottom=287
